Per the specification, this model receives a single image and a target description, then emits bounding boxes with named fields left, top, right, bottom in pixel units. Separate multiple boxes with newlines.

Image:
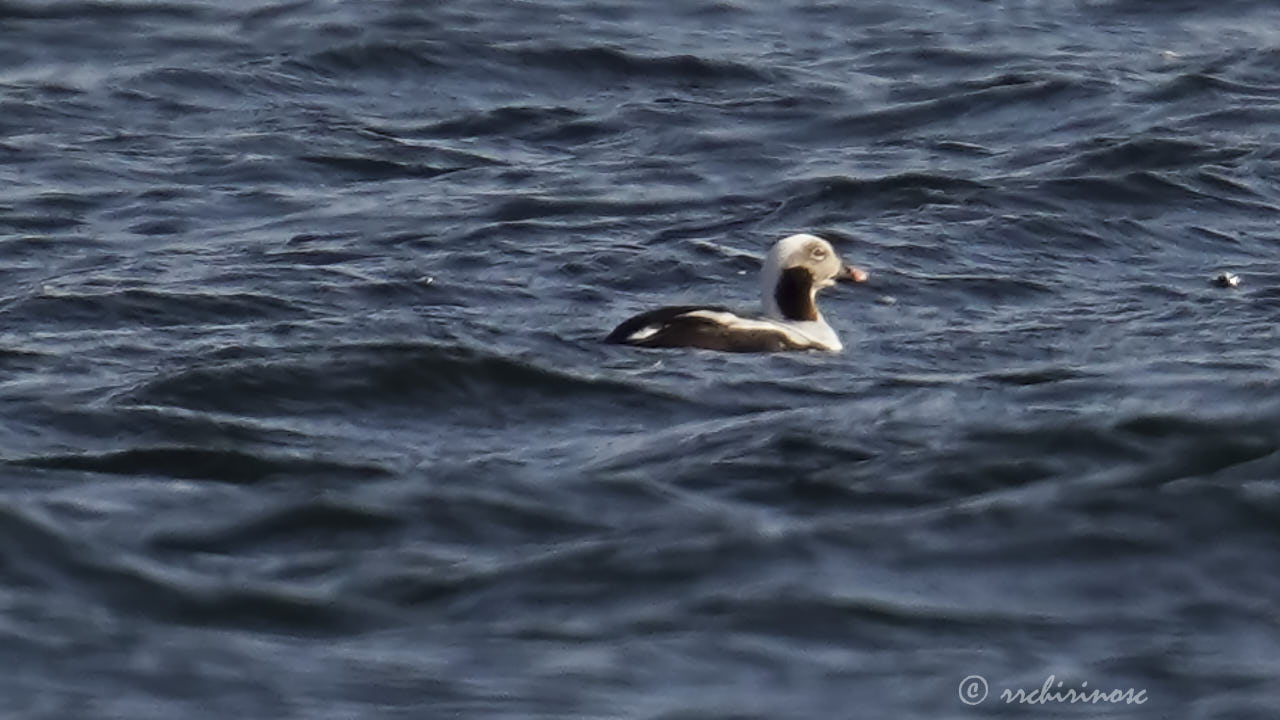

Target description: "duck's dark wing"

left=605, top=306, right=814, bottom=352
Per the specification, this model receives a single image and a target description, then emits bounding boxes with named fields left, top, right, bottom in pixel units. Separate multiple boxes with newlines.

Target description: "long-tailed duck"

left=605, top=233, right=869, bottom=352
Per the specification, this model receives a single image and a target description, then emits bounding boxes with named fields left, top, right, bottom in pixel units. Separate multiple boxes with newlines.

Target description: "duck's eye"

left=811, top=247, right=828, bottom=260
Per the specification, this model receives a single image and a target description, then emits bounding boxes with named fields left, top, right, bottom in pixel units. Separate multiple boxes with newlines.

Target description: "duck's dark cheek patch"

left=775, top=267, right=818, bottom=321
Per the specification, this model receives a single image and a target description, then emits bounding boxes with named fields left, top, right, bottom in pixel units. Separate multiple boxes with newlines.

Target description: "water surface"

left=2, top=1, right=1279, bottom=717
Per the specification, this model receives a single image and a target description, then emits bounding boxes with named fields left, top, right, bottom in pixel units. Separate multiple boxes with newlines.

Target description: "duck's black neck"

left=774, top=267, right=818, bottom=322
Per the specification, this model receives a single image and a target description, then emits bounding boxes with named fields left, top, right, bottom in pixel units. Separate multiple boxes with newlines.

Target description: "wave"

left=299, top=154, right=460, bottom=181
left=0, top=499, right=380, bottom=633
left=4, top=289, right=312, bottom=329
left=508, top=44, right=778, bottom=85
left=773, top=173, right=991, bottom=217
left=0, top=0, right=201, bottom=20
left=421, top=104, right=622, bottom=145
left=822, top=73, right=1094, bottom=137
left=1062, top=136, right=1250, bottom=175
left=291, top=40, right=445, bottom=79
left=150, top=497, right=405, bottom=553
left=1037, top=171, right=1277, bottom=212
left=9, top=446, right=389, bottom=483
left=125, top=341, right=701, bottom=421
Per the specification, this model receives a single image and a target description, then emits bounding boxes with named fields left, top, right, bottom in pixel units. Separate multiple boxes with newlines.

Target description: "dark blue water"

left=3, top=1, right=1279, bottom=717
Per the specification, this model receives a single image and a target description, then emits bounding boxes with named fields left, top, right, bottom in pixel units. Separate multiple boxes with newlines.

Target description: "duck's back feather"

left=605, top=306, right=823, bottom=352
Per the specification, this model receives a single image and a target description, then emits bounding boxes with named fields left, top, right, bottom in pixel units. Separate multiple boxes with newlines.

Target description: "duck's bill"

left=842, top=265, right=870, bottom=283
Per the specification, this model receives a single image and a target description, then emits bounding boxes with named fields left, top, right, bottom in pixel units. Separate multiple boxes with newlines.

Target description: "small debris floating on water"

left=1212, top=271, right=1241, bottom=288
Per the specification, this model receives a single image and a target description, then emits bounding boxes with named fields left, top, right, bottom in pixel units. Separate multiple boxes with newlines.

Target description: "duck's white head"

left=760, top=233, right=869, bottom=323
